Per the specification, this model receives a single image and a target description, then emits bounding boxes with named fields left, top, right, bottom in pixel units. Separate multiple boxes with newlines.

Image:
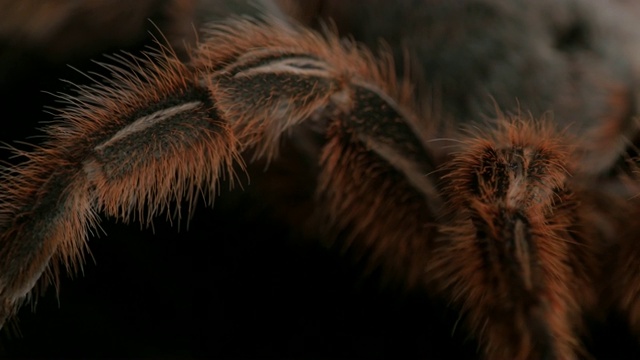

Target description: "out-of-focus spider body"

left=2, top=1, right=640, bottom=359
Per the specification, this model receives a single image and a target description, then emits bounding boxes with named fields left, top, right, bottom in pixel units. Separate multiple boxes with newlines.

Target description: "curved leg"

left=0, top=18, right=437, bottom=331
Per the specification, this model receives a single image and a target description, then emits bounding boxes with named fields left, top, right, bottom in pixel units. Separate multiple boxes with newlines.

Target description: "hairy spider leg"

left=0, top=18, right=438, bottom=336
left=427, top=120, right=606, bottom=360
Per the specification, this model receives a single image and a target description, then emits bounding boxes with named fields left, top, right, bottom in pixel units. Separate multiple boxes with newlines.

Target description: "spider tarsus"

left=429, top=119, right=597, bottom=359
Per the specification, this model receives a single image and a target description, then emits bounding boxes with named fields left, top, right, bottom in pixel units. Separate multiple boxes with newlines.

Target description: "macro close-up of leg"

left=2, top=1, right=640, bottom=359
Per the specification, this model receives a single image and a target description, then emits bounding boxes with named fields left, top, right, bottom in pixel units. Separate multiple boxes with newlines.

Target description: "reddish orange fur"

left=0, top=17, right=416, bottom=332
left=1, top=15, right=640, bottom=360
left=426, top=118, right=599, bottom=359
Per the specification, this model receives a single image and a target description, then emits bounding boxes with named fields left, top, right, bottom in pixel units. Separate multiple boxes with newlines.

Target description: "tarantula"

left=2, top=1, right=640, bottom=358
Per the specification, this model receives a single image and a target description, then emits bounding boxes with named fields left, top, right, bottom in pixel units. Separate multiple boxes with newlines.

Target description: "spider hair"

left=1, top=14, right=640, bottom=360
left=0, top=16, right=426, bottom=331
